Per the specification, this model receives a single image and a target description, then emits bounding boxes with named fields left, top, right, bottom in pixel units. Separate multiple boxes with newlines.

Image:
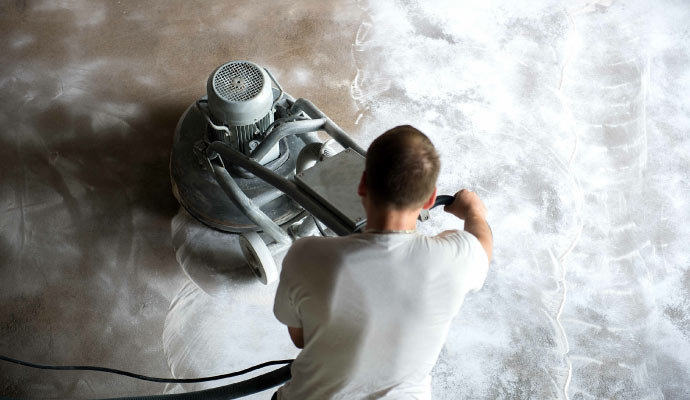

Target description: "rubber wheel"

left=239, top=232, right=278, bottom=285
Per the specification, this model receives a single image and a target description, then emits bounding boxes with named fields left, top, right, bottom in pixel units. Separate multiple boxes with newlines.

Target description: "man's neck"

left=364, top=207, right=420, bottom=232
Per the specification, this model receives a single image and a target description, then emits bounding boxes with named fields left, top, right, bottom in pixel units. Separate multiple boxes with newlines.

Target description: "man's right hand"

left=445, top=189, right=492, bottom=263
left=444, top=189, right=487, bottom=220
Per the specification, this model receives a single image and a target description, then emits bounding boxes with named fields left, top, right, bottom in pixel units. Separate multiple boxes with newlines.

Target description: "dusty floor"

left=1, top=0, right=690, bottom=399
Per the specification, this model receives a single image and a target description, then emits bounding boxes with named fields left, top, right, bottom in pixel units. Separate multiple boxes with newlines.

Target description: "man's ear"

left=421, top=187, right=437, bottom=210
left=357, top=171, right=367, bottom=197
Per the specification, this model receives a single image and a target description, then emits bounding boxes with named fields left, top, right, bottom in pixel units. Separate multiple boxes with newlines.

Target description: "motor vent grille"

left=213, top=62, right=265, bottom=102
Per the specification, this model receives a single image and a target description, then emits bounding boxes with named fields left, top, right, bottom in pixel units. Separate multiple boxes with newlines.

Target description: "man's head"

left=359, top=125, right=440, bottom=211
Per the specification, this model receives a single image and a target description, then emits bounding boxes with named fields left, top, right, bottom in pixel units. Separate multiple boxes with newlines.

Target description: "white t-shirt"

left=273, top=230, right=489, bottom=399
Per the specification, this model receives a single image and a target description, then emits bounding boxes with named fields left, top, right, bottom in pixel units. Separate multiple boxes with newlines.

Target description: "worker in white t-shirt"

left=273, top=125, right=493, bottom=399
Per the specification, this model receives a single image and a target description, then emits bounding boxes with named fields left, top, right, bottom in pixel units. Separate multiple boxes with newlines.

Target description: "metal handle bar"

left=264, top=68, right=284, bottom=110
left=196, top=100, right=231, bottom=137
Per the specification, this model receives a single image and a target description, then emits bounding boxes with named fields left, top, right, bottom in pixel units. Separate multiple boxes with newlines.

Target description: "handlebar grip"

left=432, top=195, right=455, bottom=209
left=418, top=194, right=456, bottom=222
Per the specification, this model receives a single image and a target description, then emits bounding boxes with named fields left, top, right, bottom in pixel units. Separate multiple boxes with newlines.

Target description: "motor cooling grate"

left=213, top=62, right=265, bottom=102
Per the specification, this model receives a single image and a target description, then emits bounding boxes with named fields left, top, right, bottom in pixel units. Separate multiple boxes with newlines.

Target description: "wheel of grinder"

left=239, top=232, right=278, bottom=285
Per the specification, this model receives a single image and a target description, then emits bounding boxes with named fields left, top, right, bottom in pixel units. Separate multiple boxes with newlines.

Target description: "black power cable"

left=0, top=354, right=293, bottom=384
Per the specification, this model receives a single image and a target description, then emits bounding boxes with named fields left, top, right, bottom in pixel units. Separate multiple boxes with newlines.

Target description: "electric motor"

left=206, top=61, right=274, bottom=155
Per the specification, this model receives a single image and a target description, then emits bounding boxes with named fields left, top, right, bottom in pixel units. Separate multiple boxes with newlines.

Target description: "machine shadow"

left=1, top=99, right=189, bottom=280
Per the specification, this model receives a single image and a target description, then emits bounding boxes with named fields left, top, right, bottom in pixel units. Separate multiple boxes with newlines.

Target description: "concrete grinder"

left=170, top=60, right=372, bottom=285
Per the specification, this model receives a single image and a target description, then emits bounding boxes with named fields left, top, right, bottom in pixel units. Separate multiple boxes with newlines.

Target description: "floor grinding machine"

left=1, top=61, right=460, bottom=398
left=170, top=60, right=372, bottom=284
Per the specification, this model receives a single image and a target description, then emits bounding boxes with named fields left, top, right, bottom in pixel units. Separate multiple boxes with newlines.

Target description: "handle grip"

left=432, top=195, right=455, bottom=209
left=418, top=194, right=455, bottom=222
left=433, top=193, right=493, bottom=239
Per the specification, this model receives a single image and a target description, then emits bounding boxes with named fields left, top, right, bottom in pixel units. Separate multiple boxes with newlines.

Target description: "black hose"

left=101, top=364, right=291, bottom=400
left=249, top=118, right=325, bottom=162
left=208, top=141, right=354, bottom=236
left=0, top=355, right=292, bottom=400
left=209, top=162, right=292, bottom=245
left=0, top=354, right=291, bottom=384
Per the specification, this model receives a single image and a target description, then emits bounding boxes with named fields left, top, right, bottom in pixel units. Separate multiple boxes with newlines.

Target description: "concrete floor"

left=1, top=0, right=690, bottom=399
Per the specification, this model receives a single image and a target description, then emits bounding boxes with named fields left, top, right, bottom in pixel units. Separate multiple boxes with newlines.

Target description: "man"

left=273, top=125, right=492, bottom=399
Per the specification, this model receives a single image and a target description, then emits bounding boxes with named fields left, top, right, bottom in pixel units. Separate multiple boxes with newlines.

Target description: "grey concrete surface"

left=2, top=0, right=690, bottom=399
left=0, top=1, right=360, bottom=398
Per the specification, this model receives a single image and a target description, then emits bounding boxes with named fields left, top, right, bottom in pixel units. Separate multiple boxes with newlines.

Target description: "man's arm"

left=274, top=240, right=307, bottom=349
left=444, top=189, right=492, bottom=263
left=288, top=326, right=304, bottom=348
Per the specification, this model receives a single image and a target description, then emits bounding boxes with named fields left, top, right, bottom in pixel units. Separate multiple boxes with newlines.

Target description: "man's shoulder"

left=434, top=229, right=464, bottom=239
left=428, top=229, right=470, bottom=249
left=433, top=229, right=479, bottom=246
left=425, top=230, right=488, bottom=267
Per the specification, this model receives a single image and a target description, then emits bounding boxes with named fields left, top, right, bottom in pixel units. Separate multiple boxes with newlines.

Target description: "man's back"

left=274, top=230, right=489, bottom=399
